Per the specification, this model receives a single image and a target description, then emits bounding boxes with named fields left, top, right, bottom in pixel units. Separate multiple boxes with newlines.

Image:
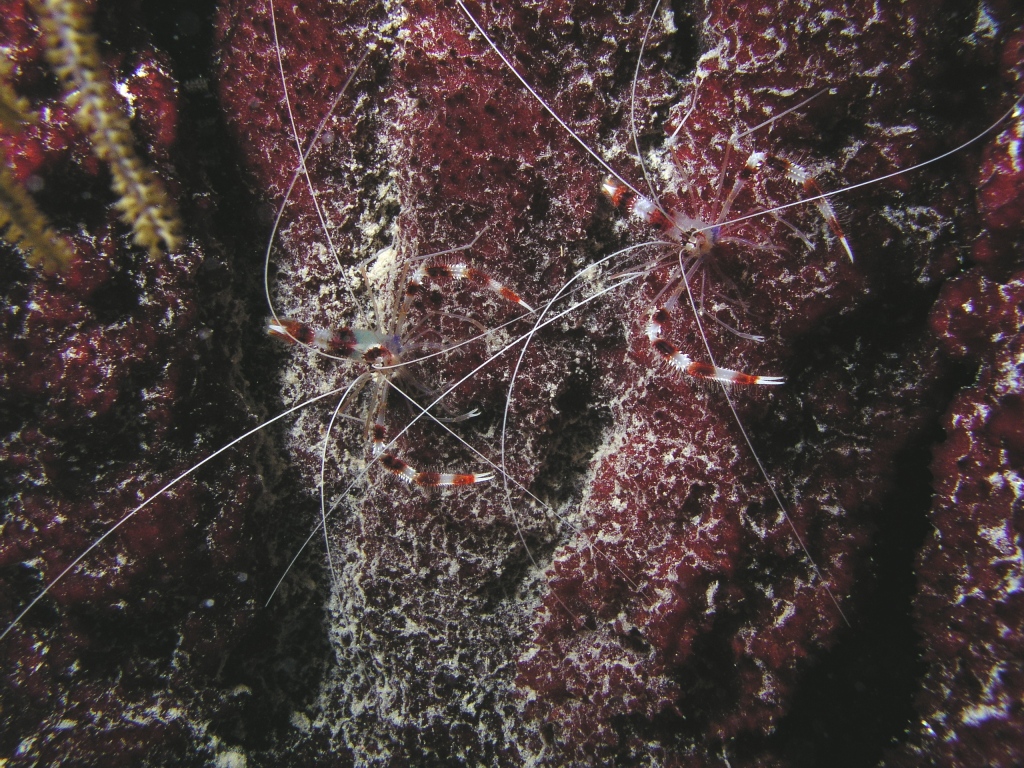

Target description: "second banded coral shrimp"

left=449, top=0, right=1024, bottom=764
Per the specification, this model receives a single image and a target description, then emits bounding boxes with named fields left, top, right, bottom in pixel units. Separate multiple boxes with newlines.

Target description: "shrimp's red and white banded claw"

left=647, top=307, right=784, bottom=386
left=379, top=452, right=494, bottom=487
left=408, top=258, right=535, bottom=312
left=601, top=177, right=724, bottom=260
left=601, top=177, right=690, bottom=243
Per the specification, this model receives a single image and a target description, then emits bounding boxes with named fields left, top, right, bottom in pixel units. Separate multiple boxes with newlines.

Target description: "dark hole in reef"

left=666, top=0, right=702, bottom=80
left=620, top=625, right=653, bottom=655
left=0, top=563, right=56, bottom=625
left=679, top=481, right=713, bottom=523
left=530, top=348, right=610, bottom=508
left=87, top=257, right=144, bottom=324
left=765, top=423, right=933, bottom=768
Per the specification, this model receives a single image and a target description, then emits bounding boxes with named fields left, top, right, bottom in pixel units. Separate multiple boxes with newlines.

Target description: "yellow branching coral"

left=0, top=162, right=76, bottom=273
left=0, top=63, right=33, bottom=130
left=0, top=57, right=74, bottom=273
left=31, top=0, right=183, bottom=260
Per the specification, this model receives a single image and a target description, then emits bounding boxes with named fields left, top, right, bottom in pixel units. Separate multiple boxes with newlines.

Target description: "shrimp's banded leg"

left=369, top=389, right=494, bottom=486
left=368, top=379, right=494, bottom=486
left=373, top=417, right=494, bottom=486
left=408, top=259, right=535, bottom=312
left=647, top=308, right=784, bottom=386
left=380, top=454, right=493, bottom=486
left=758, top=154, right=855, bottom=262
left=601, top=177, right=680, bottom=238
left=268, top=318, right=394, bottom=363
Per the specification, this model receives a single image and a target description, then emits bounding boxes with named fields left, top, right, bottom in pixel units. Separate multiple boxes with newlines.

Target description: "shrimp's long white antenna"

left=730, top=88, right=828, bottom=144
left=631, top=0, right=667, bottom=208
left=676, top=250, right=851, bottom=626
left=0, top=382, right=363, bottom=643
left=666, top=94, right=697, bottom=146
left=404, top=228, right=487, bottom=264
left=268, top=0, right=346, bottom=275
left=455, top=0, right=643, bottom=202
left=263, top=5, right=371, bottom=328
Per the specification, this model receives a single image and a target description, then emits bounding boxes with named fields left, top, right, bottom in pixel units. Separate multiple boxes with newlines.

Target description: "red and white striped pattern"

left=409, top=259, right=534, bottom=312
left=646, top=308, right=783, bottom=386
left=269, top=254, right=532, bottom=489
left=378, top=452, right=493, bottom=487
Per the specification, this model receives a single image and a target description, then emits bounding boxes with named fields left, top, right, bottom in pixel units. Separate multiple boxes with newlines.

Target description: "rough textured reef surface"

left=0, top=1, right=322, bottom=765
left=217, top=0, right=1024, bottom=765
left=2, top=0, right=1022, bottom=766
left=883, top=23, right=1024, bottom=766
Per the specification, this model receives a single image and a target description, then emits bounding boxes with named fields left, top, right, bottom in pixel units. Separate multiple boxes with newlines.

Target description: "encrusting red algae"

left=0, top=0, right=1021, bottom=765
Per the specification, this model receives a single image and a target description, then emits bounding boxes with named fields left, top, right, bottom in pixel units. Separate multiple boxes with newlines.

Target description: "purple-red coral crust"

left=1, top=0, right=280, bottom=765
left=2, top=0, right=1023, bottom=766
